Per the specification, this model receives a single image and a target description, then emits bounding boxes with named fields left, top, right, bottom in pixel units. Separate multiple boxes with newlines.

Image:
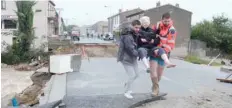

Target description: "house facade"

left=124, top=10, right=145, bottom=28
left=79, top=25, right=92, bottom=36
left=144, top=4, right=192, bottom=57
left=1, top=0, right=60, bottom=51
left=125, top=3, right=192, bottom=57
left=107, top=8, right=143, bottom=34
left=91, top=21, right=108, bottom=35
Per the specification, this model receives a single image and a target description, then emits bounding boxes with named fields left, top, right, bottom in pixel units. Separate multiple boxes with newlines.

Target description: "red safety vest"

left=152, top=21, right=177, bottom=53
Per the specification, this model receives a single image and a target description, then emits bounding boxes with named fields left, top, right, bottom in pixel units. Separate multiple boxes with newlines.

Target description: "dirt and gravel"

left=1, top=66, right=52, bottom=108
left=138, top=87, right=232, bottom=108
left=1, top=68, right=33, bottom=107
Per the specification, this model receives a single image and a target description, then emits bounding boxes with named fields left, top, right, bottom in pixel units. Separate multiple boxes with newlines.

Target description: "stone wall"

left=188, top=39, right=207, bottom=57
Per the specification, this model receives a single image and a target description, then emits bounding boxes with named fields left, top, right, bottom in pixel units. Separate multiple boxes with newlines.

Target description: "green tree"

left=15, top=1, right=37, bottom=60
left=15, top=1, right=36, bottom=50
left=191, top=14, right=232, bottom=55
left=1, top=1, right=37, bottom=64
left=61, top=18, right=67, bottom=31
left=66, top=25, right=78, bottom=32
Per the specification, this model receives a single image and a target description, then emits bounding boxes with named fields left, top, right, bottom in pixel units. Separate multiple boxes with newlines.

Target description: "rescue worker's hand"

left=141, top=38, right=147, bottom=42
left=150, top=39, right=154, bottom=44
left=156, top=34, right=160, bottom=38
left=153, top=49, right=159, bottom=56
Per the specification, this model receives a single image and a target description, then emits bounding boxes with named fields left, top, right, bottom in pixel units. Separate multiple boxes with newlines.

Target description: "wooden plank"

left=216, top=78, right=232, bottom=83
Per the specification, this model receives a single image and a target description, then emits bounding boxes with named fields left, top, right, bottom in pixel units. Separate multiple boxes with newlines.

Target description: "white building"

left=79, top=25, right=92, bottom=36
left=1, top=0, right=59, bottom=51
left=91, top=21, right=108, bottom=35
left=108, top=14, right=120, bottom=33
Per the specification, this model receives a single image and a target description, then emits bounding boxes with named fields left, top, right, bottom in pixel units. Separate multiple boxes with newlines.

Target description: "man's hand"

left=141, top=38, right=147, bottom=42
left=150, top=39, right=154, bottom=44
left=156, top=34, right=160, bottom=38
left=153, top=49, right=158, bottom=56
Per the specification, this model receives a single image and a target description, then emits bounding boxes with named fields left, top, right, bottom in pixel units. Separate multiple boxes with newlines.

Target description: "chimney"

left=119, top=9, right=122, bottom=13
left=156, top=1, right=161, bottom=7
left=175, top=3, right=179, bottom=7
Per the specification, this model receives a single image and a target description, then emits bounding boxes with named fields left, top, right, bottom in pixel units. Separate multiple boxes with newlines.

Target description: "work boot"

left=146, top=68, right=151, bottom=73
left=151, top=78, right=159, bottom=96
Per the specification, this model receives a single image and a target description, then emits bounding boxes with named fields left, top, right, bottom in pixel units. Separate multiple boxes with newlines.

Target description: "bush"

left=191, top=14, right=232, bottom=55
left=1, top=51, right=21, bottom=65
left=1, top=44, right=50, bottom=65
left=1, top=1, right=38, bottom=65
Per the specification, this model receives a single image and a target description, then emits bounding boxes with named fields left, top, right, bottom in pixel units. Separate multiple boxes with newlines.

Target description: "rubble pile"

left=51, top=44, right=118, bottom=57
left=84, top=45, right=118, bottom=57
left=14, top=61, right=49, bottom=71
left=54, top=46, right=81, bottom=54
left=221, top=60, right=232, bottom=66
left=1, top=63, right=10, bottom=68
left=7, top=71, right=52, bottom=107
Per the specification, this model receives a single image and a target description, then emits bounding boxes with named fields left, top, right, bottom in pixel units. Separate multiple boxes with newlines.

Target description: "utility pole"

left=56, top=8, right=64, bottom=35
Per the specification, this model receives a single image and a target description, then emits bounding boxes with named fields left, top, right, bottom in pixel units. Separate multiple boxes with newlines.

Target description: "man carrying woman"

left=138, top=16, right=176, bottom=72
left=149, top=12, right=177, bottom=96
left=117, top=12, right=177, bottom=98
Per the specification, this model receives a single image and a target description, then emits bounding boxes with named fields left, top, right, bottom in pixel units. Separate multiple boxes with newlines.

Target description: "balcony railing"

left=48, top=9, right=56, bottom=19
left=1, top=29, right=17, bottom=37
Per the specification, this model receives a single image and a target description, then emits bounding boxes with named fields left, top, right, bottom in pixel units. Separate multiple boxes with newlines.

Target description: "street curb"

left=38, top=100, right=62, bottom=108
left=39, top=74, right=55, bottom=106
left=39, top=74, right=67, bottom=106
left=48, top=74, right=67, bottom=103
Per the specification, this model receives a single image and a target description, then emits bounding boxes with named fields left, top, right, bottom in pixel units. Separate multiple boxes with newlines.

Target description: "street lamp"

left=104, top=5, right=112, bottom=17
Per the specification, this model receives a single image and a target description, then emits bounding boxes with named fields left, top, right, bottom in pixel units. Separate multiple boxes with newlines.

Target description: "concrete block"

left=50, top=54, right=81, bottom=74
left=220, top=66, right=232, bottom=73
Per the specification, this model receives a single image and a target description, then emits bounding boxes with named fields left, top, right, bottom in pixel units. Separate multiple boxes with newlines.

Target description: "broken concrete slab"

left=38, top=100, right=62, bottom=108
left=63, top=93, right=167, bottom=108
left=39, top=74, right=67, bottom=106
left=221, top=66, right=232, bottom=73
left=30, top=72, right=52, bottom=87
left=35, top=67, right=49, bottom=73
left=48, top=74, right=66, bottom=103
left=29, top=61, right=39, bottom=66
left=39, top=74, right=55, bottom=106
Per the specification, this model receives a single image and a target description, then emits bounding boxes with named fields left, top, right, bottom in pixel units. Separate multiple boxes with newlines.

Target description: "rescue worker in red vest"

left=149, top=12, right=176, bottom=96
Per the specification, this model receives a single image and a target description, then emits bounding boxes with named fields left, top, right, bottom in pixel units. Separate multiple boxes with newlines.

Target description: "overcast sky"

left=54, top=0, right=232, bottom=26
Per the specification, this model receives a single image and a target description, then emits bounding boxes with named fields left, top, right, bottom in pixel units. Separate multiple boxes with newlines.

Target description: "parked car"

left=103, top=33, right=114, bottom=40
left=71, top=31, right=80, bottom=41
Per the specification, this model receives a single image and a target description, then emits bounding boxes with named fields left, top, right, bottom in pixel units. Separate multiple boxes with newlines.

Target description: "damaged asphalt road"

left=60, top=58, right=232, bottom=108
